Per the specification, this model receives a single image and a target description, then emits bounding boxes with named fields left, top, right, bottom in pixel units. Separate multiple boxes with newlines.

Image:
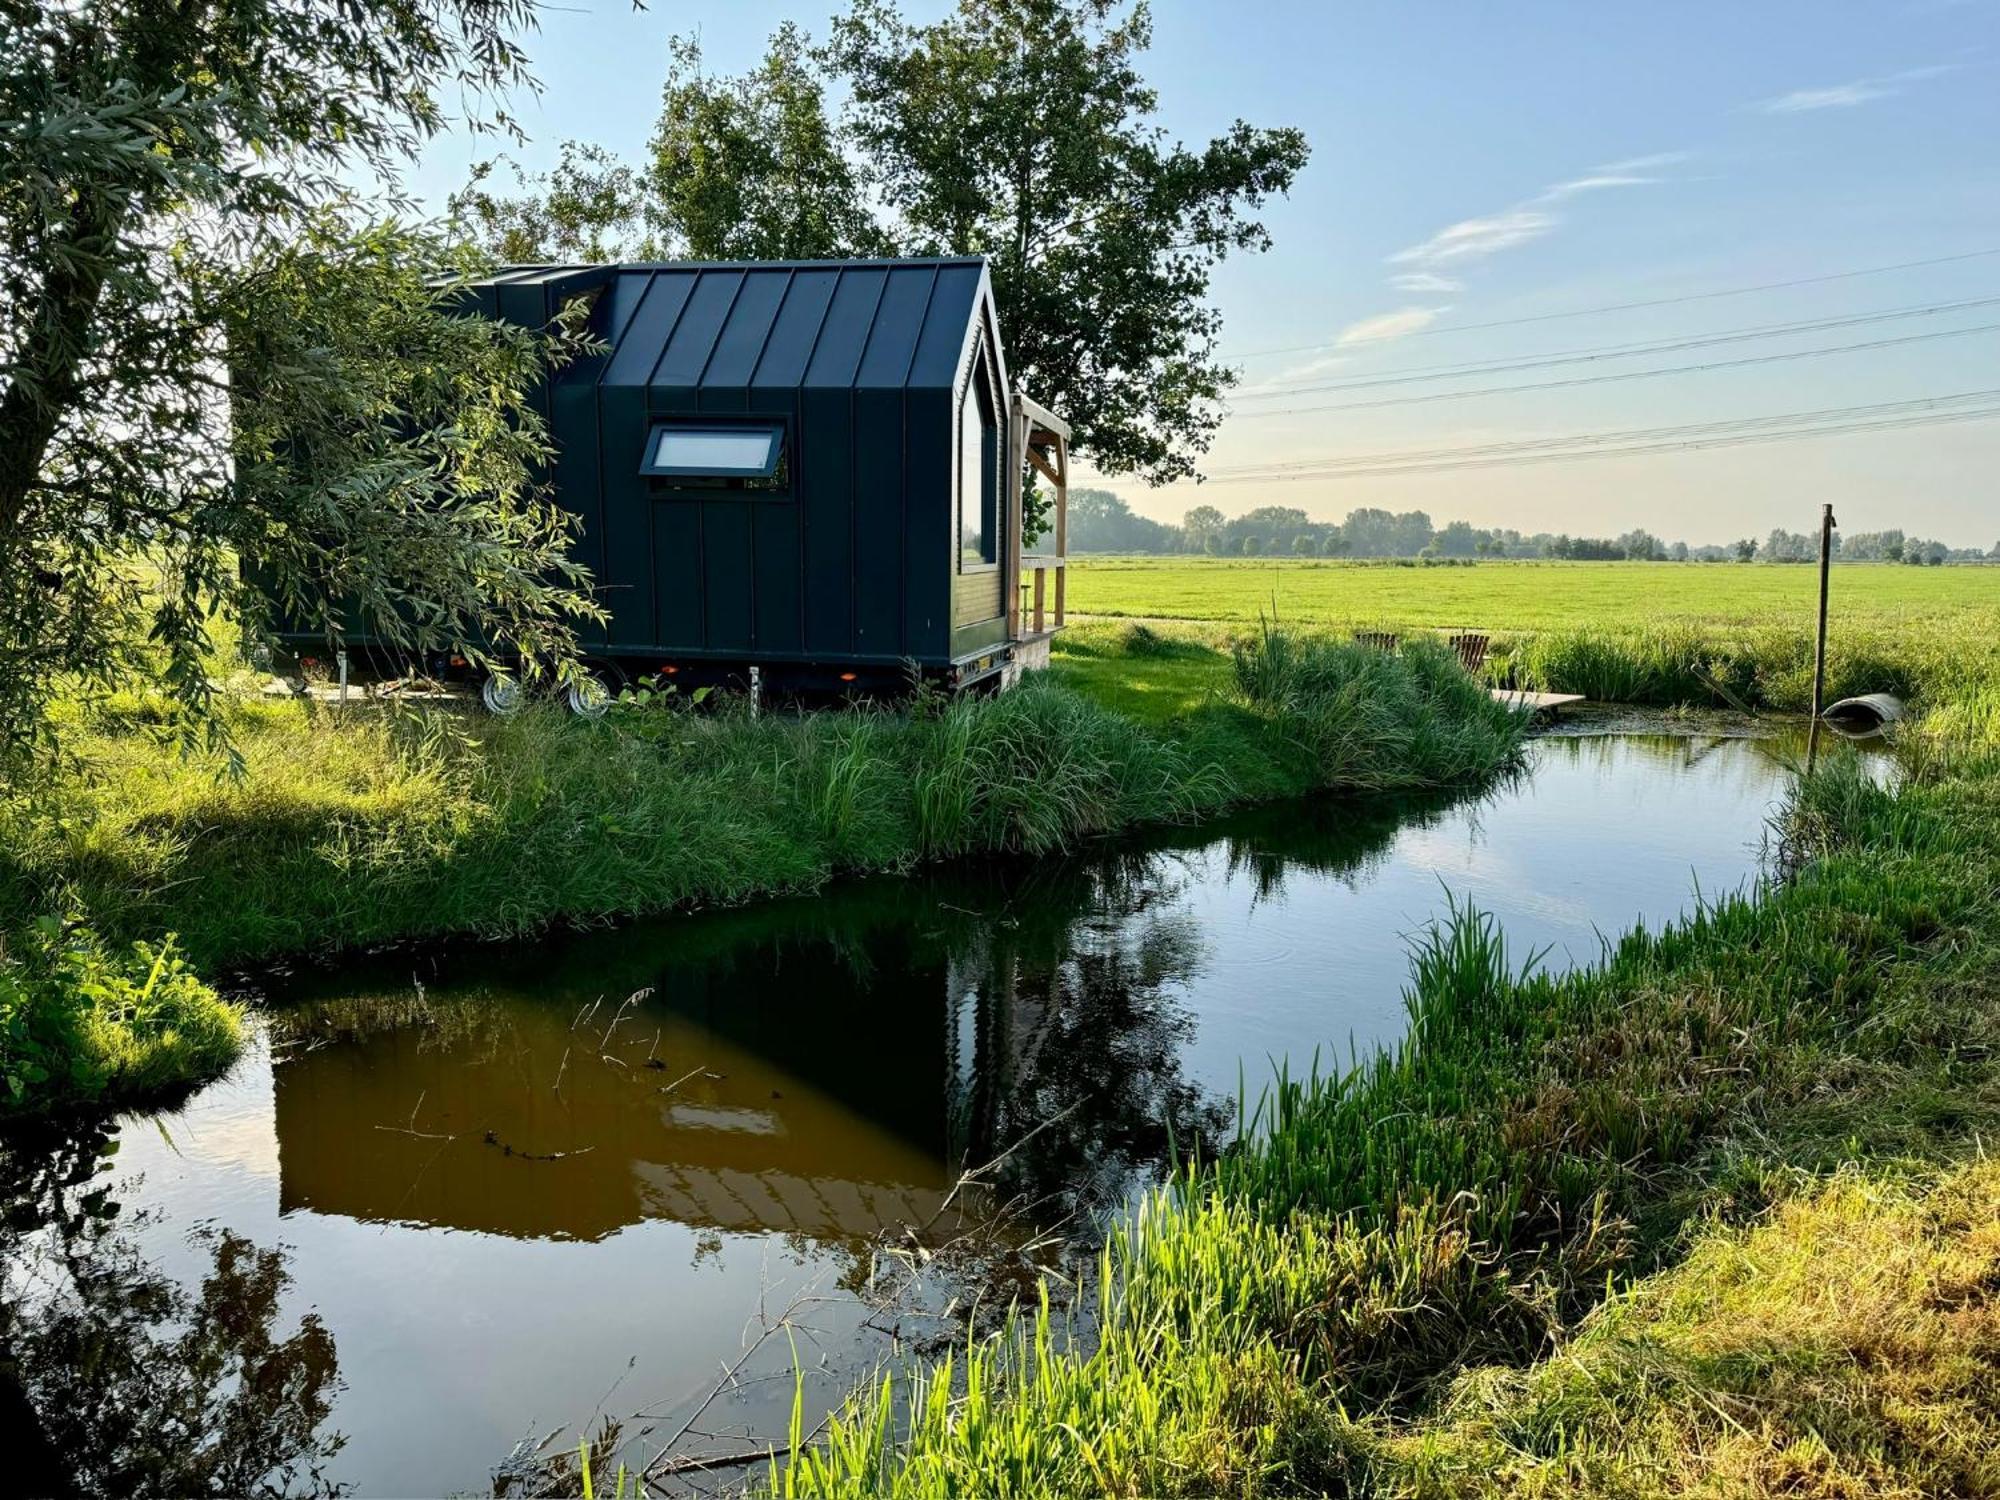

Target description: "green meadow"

left=1066, top=555, right=1994, bottom=633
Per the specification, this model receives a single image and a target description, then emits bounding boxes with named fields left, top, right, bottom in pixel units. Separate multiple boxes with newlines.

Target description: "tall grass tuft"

left=1233, top=623, right=1528, bottom=791
left=1510, top=619, right=1999, bottom=714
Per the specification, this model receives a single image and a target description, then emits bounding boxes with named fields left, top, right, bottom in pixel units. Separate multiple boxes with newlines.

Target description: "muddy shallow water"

left=5, top=731, right=1833, bottom=1494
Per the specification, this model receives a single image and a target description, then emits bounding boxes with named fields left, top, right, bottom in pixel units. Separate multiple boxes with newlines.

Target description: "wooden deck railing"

left=1019, top=553, right=1066, bottom=633
left=1011, top=393, right=1071, bottom=640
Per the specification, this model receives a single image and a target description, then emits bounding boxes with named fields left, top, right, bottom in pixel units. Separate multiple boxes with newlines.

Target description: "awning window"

left=641, top=423, right=784, bottom=480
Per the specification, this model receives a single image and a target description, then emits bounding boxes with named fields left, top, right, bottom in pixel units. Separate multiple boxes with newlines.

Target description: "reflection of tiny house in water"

left=276, top=257, right=1071, bottom=705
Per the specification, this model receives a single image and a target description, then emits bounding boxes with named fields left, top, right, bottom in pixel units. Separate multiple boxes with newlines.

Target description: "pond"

left=3, top=728, right=1823, bottom=1494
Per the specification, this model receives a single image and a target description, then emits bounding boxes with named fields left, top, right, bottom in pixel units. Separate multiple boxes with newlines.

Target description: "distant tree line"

left=1060, top=492, right=1996, bottom=565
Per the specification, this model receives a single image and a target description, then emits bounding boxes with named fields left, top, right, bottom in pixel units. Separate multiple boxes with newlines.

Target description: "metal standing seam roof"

left=468, top=257, right=1000, bottom=396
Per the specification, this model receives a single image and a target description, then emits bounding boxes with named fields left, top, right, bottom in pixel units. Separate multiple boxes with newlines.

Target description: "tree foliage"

left=649, top=27, right=889, bottom=262
left=456, top=0, right=1309, bottom=486
left=0, top=0, right=594, bottom=769
left=1064, top=487, right=1177, bottom=552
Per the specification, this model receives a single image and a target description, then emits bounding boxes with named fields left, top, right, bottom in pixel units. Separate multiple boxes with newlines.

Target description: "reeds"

left=1232, top=623, right=1529, bottom=792
left=776, top=718, right=2000, bottom=1496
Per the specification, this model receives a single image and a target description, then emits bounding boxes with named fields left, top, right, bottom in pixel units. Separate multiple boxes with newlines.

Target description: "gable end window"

left=958, top=356, right=1000, bottom=569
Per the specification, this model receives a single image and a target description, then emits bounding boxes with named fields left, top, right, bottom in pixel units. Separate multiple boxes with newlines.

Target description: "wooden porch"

left=1009, top=393, right=1070, bottom=641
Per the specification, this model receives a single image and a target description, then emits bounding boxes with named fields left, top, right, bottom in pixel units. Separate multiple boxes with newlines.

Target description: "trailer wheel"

left=563, top=663, right=625, bottom=719
left=480, top=675, right=527, bottom=716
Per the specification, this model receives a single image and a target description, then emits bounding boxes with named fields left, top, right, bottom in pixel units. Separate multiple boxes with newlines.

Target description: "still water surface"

left=13, top=731, right=1812, bottom=1493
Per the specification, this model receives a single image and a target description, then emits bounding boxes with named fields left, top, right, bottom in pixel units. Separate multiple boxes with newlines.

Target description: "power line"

left=1226, top=319, right=2000, bottom=419
left=1200, top=389, right=2000, bottom=482
left=1208, top=388, right=2000, bottom=472
left=1231, top=246, right=2000, bottom=360
left=1231, top=295, right=2000, bottom=399
left=1203, top=404, right=2000, bottom=481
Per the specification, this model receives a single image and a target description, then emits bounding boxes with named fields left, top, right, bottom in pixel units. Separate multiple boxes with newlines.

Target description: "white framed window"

left=958, top=359, right=999, bottom=568
left=640, top=423, right=785, bottom=480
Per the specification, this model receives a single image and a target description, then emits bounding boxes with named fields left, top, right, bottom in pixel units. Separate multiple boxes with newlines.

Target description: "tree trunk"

left=0, top=188, right=130, bottom=545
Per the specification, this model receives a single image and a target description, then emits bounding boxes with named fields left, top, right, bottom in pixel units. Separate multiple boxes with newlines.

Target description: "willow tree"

left=0, top=0, right=595, bottom=768
left=458, top=0, right=1309, bottom=487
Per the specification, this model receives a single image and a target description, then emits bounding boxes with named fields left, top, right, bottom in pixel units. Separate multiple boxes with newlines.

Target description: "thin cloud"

left=1240, top=352, right=1351, bottom=391
left=1388, top=211, right=1554, bottom=268
left=1598, top=151, right=1692, bottom=172
left=1381, top=153, right=1681, bottom=296
left=1761, top=81, right=1893, bottom=112
left=1535, top=173, right=1656, bottom=202
left=1336, top=306, right=1450, bottom=346
left=1389, top=271, right=1463, bottom=293
left=1757, top=62, right=1961, bottom=113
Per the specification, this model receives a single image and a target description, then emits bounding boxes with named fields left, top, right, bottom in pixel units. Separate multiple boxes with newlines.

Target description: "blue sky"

left=410, top=1, right=2000, bottom=543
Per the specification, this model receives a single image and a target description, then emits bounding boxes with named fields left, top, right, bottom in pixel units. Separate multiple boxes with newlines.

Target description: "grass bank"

left=1500, top=616, right=2000, bottom=715
left=1057, top=591, right=2000, bottom=722
left=0, top=633, right=1522, bottom=1115
left=777, top=714, right=2000, bottom=1495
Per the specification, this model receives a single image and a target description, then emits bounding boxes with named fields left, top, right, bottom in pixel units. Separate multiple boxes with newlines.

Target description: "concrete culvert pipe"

left=1821, top=692, right=1905, bottom=737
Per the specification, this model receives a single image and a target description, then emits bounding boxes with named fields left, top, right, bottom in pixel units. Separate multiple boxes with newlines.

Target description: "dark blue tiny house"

left=277, top=257, right=1073, bottom=708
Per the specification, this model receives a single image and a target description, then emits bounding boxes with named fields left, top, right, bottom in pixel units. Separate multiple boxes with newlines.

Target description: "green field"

left=1066, top=557, right=1995, bottom=632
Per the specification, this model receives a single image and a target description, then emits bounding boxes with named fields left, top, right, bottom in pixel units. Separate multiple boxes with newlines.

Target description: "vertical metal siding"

left=854, top=266, right=939, bottom=658
left=800, top=270, right=887, bottom=656
left=754, top=271, right=841, bottom=657
left=499, top=259, right=997, bottom=668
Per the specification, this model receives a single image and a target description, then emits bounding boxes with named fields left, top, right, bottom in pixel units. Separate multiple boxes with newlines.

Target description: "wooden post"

left=1806, top=502, right=1836, bottom=774
left=1007, top=399, right=1028, bottom=640
left=1053, top=433, right=1068, bottom=626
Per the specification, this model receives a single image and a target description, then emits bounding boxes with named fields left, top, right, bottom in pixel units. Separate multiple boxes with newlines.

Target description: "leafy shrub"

left=0, top=920, right=240, bottom=1115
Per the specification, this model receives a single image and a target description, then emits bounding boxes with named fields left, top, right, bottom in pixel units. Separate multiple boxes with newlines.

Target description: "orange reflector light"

left=449, top=654, right=467, bottom=668
left=659, top=664, right=678, bottom=675
left=838, top=672, right=857, bottom=682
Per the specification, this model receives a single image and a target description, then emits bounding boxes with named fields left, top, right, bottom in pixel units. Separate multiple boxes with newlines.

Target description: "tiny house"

left=279, top=257, right=1071, bottom=708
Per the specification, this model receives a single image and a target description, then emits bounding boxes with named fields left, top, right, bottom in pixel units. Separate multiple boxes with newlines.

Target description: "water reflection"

left=5, top=732, right=1818, bottom=1495
left=0, top=1121, right=344, bottom=1497
left=259, top=771, right=1468, bottom=1248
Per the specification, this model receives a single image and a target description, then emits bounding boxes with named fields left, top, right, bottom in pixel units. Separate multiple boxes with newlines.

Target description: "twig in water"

left=642, top=1271, right=835, bottom=1481
left=481, top=1130, right=596, bottom=1162
left=923, top=1097, right=1086, bottom=1232
left=373, top=1089, right=456, bottom=1142
left=647, top=1445, right=781, bottom=1478
left=657, top=1063, right=705, bottom=1094
left=600, top=988, right=652, bottom=1050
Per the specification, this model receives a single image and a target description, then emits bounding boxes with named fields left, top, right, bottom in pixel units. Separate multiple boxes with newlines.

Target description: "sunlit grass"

left=0, top=630, right=1524, bottom=979
left=0, top=923, right=242, bottom=1118
left=779, top=729, right=2000, bottom=1496
left=1068, top=555, right=1996, bottom=635
left=1374, top=1161, right=2000, bottom=1497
